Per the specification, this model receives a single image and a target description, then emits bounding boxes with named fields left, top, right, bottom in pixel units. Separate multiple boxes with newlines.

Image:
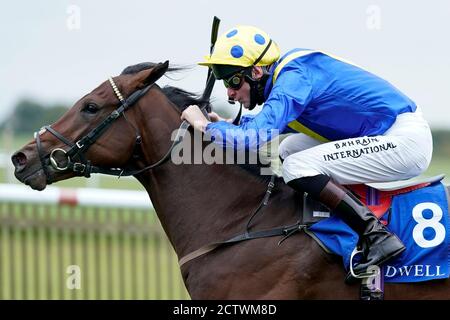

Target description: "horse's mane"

left=121, top=62, right=209, bottom=112
left=121, top=62, right=272, bottom=184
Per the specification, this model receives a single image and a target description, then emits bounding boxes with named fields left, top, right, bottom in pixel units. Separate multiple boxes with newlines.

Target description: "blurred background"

left=0, top=0, right=449, bottom=299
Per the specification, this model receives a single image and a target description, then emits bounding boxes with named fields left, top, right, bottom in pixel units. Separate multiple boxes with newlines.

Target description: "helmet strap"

left=245, top=66, right=271, bottom=110
left=244, top=40, right=273, bottom=110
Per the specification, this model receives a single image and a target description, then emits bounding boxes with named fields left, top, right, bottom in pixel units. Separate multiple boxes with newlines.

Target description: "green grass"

left=0, top=202, right=190, bottom=300
left=1, top=134, right=34, bottom=152
left=424, top=156, right=450, bottom=183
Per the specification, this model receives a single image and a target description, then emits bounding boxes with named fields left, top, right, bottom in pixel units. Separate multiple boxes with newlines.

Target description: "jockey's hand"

left=181, top=105, right=211, bottom=132
left=208, top=111, right=233, bottom=123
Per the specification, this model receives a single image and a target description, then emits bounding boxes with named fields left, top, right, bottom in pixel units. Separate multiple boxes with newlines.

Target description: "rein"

left=34, top=77, right=202, bottom=182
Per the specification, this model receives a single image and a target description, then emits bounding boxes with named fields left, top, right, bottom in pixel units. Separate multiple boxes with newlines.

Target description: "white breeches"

left=280, top=108, right=433, bottom=185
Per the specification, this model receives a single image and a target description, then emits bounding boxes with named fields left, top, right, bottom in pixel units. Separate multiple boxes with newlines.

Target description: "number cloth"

left=309, top=182, right=449, bottom=283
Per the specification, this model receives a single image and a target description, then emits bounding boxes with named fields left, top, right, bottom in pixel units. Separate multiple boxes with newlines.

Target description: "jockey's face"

left=226, top=66, right=263, bottom=109
left=227, top=80, right=251, bottom=108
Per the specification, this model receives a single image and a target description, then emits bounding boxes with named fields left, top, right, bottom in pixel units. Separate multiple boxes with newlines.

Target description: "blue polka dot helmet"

left=198, top=25, right=280, bottom=71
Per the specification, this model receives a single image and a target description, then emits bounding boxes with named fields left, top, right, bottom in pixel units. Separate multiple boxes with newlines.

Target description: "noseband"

left=34, top=77, right=191, bottom=183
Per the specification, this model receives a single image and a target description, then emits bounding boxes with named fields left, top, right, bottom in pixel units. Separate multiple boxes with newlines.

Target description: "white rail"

left=0, top=183, right=153, bottom=209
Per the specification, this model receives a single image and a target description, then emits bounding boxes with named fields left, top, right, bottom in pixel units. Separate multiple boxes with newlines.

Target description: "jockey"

left=181, top=25, right=433, bottom=282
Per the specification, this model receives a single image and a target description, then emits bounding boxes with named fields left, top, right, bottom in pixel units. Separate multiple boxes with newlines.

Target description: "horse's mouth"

left=15, top=167, right=48, bottom=191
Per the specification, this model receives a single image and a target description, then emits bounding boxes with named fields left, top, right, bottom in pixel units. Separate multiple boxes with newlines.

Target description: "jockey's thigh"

left=278, top=133, right=323, bottom=160
left=282, top=108, right=433, bottom=185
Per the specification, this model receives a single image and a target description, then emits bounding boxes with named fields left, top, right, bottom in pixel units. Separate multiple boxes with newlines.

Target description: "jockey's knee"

left=278, top=138, right=291, bottom=161
left=397, top=140, right=433, bottom=179
left=408, top=154, right=432, bottom=178
left=282, top=153, right=323, bottom=184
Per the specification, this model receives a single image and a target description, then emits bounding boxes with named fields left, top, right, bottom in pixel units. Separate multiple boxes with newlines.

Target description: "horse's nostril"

left=11, top=151, right=28, bottom=170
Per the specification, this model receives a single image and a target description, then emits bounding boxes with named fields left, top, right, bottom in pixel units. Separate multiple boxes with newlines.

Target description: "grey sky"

left=1, top=0, right=449, bottom=128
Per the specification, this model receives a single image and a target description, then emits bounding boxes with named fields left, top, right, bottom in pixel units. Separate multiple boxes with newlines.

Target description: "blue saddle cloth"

left=308, top=182, right=450, bottom=283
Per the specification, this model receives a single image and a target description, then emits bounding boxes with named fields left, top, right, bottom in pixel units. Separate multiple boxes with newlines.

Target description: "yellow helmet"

left=198, top=25, right=281, bottom=69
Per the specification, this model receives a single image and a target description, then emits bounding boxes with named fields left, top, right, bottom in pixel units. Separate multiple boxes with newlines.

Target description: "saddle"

left=302, top=174, right=448, bottom=300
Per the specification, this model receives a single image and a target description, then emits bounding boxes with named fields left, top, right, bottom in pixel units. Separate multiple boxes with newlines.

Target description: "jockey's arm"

left=204, top=93, right=305, bottom=150
left=181, top=68, right=312, bottom=150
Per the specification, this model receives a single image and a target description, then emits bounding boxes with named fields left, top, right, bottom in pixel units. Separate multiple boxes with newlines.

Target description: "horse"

left=11, top=61, right=450, bottom=299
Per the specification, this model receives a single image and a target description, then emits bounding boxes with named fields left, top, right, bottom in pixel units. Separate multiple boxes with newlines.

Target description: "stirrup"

left=348, top=247, right=380, bottom=279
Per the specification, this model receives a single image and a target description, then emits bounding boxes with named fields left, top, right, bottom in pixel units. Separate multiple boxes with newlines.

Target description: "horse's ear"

left=144, top=60, right=169, bottom=85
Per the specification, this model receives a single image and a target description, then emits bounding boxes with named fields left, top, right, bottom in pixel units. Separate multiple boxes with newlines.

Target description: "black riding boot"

left=287, top=175, right=406, bottom=283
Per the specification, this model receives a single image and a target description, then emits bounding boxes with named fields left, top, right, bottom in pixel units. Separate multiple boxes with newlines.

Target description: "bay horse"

left=11, top=61, right=450, bottom=299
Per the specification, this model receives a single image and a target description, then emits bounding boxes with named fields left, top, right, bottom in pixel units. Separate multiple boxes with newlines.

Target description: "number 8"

left=412, top=202, right=446, bottom=248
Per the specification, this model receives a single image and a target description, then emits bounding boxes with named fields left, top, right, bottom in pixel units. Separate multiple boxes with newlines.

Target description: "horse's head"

left=11, top=61, right=170, bottom=191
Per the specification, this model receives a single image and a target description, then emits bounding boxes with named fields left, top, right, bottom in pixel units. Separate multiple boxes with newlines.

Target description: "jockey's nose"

left=227, top=87, right=236, bottom=98
left=227, top=88, right=237, bottom=103
left=11, top=151, right=28, bottom=173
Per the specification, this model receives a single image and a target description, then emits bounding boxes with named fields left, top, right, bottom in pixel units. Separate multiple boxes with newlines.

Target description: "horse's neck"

left=132, top=90, right=275, bottom=258
left=140, top=161, right=273, bottom=257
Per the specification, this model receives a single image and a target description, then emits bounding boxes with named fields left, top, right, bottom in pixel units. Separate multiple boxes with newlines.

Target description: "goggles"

left=223, top=72, right=246, bottom=90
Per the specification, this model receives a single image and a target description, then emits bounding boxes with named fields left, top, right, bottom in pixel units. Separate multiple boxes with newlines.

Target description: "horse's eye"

left=82, top=103, right=99, bottom=114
